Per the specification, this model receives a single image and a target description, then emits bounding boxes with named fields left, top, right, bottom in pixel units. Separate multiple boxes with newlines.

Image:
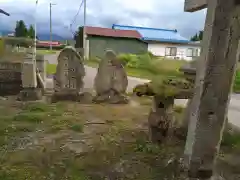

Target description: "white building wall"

left=148, top=42, right=201, bottom=61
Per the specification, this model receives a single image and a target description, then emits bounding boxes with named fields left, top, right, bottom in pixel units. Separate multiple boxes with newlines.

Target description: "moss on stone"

left=133, top=76, right=194, bottom=98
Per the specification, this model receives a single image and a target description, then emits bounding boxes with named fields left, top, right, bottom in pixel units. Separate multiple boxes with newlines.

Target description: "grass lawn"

left=85, top=59, right=187, bottom=79
left=37, top=49, right=59, bottom=55
left=46, top=63, right=58, bottom=75
left=0, top=96, right=239, bottom=179
left=84, top=60, right=155, bottom=79
left=46, top=59, right=186, bottom=80
left=46, top=62, right=162, bottom=79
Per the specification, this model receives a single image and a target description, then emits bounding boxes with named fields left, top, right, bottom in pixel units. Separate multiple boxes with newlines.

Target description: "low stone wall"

left=0, top=53, right=46, bottom=96
left=0, top=62, right=23, bottom=96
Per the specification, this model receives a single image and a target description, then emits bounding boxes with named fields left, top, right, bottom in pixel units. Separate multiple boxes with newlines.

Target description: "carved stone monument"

left=51, top=46, right=86, bottom=102
left=93, top=49, right=128, bottom=104
left=183, top=0, right=240, bottom=179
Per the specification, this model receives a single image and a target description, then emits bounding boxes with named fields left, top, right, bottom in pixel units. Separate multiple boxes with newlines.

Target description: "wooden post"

left=183, top=0, right=240, bottom=178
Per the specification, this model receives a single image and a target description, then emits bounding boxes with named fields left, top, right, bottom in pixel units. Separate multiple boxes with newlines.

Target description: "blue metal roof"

left=112, top=24, right=190, bottom=43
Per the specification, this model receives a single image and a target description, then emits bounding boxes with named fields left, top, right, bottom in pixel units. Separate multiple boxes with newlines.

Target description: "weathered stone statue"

left=93, top=49, right=128, bottom=104
left=133, top=77, right=194, bottom=143
left=148, top=95, right=174, bottom=143
left=51, top=46, right=86, bottom=102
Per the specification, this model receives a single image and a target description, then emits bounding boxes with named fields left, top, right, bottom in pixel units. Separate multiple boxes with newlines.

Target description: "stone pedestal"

left=51, top=90, right=93, bottom=103
left=51, top=90, right=79, bottom=103
left=148, top=95, right=174, bottom=143
left=93, top=90, right=129, bottom=104
left=18, top=88, right=42, bottom=101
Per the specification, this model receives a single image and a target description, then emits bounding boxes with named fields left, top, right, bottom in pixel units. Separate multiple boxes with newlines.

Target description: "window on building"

left=186, top=48, right=194, bottom=57
left=165, top=47, right=177, bottom=56
left=187, top=48, right=200, bottom=57
left=194, top=48, right=199, bottom=57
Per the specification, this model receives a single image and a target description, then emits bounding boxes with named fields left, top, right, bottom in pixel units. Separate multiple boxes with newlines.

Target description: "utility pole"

left=83, top=0, right=87, bottom=59
left=50, top=2, right=56, bottom=51
left=33, top=0, right=38, bottom=66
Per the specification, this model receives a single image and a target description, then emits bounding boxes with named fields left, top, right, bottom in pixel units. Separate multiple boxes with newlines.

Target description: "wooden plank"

left=184, top=0, right=207, bottom=12
left=184, top=0, right=240, bottom=178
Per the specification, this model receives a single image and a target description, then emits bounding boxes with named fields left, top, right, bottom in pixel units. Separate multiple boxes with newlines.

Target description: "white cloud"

left=0, top=0, right=206, bottom=38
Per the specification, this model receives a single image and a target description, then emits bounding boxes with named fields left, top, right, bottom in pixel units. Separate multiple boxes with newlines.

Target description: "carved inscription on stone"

left=53, top=46, right=85, bottom=93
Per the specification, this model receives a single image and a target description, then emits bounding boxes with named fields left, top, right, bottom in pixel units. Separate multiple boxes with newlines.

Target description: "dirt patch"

left=0, top=97, right=239, bottom=179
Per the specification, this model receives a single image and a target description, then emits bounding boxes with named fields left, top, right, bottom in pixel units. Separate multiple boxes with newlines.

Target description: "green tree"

left=74, top=26, right=83, bottom=48
left=198, top=30, right=203, bottom=40
left=28, top=25, right=35, bottom=39
left=190, top=30, right=204, bottom=41
left=190, top=33, right=199, bottom=41
left=14, top=20, right=28, bottom=37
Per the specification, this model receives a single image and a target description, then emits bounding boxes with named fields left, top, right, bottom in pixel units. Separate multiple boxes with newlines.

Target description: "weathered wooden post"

left=183, top=0, right=240, bottom=179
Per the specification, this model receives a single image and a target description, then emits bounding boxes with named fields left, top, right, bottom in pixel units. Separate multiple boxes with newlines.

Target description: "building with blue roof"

left=112, top=24, right=200, bottom=61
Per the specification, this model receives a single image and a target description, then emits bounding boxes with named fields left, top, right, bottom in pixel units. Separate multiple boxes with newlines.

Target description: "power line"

left=70, top=0, right=84, bottom=34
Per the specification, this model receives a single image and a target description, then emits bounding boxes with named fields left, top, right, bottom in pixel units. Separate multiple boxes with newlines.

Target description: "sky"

left=0, top=0, right=206, bottom=38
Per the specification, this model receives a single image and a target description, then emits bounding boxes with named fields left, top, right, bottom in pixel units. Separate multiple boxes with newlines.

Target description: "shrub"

left=118, top=53, right=159, bottom=74
left=36, top=44, right=65, bottom=50
left=118, top=53, right=138, bottom=66
left=147, top=51, right=155, bottom=58
left=91, top=53, right=186, bottom=79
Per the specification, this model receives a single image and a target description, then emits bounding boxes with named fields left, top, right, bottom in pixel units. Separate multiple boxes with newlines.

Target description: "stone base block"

left=51, top=91, right=93, bottom=103
left=18, top=88, right=42, bottom=101
left=93, top=94, right=129, bottom=104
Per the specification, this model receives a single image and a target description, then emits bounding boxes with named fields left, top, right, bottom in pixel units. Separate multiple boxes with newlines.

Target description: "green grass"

left=83, top=58, right=186, bottom=80
left=47, top=52, right=186, bottom=79
left=47, top=61, right=162, bottom=79
left=47, top=63, right=57, bottom=75
left=70, top=124, right=84, bottom=132
left=0, top=100, right=240, bottom=179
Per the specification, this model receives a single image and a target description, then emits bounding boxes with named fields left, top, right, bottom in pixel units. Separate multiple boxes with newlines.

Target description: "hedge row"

left=36, top=45, right=66, bottom=50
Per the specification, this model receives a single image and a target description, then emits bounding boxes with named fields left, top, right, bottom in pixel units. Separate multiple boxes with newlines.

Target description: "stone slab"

left=18, top=88, right=42, bottom=101
left=53, top=46, right=85, bottom=93
left=0, top=62, right=23, bottom=96
left=21, top=62, right=37, bottom=88
left=50, top=91, right=93, bottom=103
left=184, top=0, right=207, bottom=12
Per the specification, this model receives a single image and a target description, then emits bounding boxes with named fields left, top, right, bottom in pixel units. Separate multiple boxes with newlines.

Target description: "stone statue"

left=93, top=49, right=128, bottom=104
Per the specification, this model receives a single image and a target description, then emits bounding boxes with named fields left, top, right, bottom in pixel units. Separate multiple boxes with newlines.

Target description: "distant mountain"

left=37, top=34, right=72, bottom=41
left=0, top=30, right=72, bottom=41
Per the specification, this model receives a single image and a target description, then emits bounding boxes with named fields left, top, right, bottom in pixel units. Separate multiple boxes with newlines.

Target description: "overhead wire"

left=70, top=0, right=84, bottom=35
